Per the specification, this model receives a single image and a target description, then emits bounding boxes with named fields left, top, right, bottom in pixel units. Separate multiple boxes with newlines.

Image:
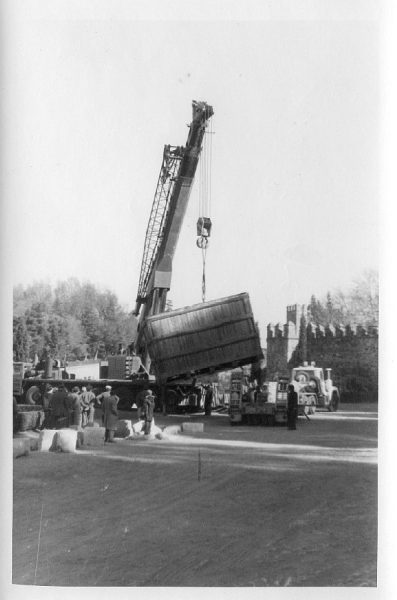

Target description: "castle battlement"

left=266, top=303, right=378, bottom=401
left=268, top=320, right=378, bottom=341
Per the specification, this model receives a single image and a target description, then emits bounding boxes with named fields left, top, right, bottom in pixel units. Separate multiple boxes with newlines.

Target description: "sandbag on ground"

left=114, top=420, right=133, bottom=438
left=162, top=425, right=182, bottom=436
left=181, top=422, right=204, bottom=433
left=129, top=419, right=145, bottom=436
left=151, top=423, right=163, bottom=438
left=140, top=422, right=164, bottom=440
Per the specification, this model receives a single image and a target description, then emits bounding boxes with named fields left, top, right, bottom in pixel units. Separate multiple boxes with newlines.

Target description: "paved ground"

left=12, top=404, right=377, bottom=587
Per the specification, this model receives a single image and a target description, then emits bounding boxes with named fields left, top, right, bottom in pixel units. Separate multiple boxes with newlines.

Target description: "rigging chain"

left=197, top=118, right=213, bottom=302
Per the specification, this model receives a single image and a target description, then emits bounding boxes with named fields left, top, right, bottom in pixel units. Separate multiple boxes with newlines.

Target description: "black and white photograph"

left=2, top=0, right=395, bottom=597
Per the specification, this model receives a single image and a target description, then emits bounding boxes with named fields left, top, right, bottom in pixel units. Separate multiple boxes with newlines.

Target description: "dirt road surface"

left=13, top=404, right=377, bottom=587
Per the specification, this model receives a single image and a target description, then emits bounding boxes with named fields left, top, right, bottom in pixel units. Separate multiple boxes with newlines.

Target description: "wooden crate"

left=143, top=293, right=263, bottom=382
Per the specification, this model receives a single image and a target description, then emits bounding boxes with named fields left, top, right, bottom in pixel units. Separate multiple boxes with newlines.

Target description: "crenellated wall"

left=266, top=305, right=378, bottom=402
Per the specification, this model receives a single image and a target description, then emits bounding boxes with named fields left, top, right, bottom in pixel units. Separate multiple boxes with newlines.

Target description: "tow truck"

left=229, top=363, right=339, bottom=425
left=290, top=362, right=340, bottom=413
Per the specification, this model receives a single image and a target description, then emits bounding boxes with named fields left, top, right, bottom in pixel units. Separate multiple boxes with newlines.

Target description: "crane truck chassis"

left=13, top=100, right=263, bottom=425
left=13, top=101, right=216, bottom=413
left=13, top=359, right=203, bottom=414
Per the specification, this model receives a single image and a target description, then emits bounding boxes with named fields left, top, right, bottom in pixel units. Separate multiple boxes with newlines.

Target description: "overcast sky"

left=2, top=1, right=381, bottom=342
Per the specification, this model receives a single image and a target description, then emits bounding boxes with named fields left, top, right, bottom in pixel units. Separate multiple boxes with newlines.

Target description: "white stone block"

left=13, top=438, right=30, bottom=458
left=38, top=429, right=57, bottom=452
left=81, top=427, right=106, bottom=446
left=56, top=429, right=78, bottom=453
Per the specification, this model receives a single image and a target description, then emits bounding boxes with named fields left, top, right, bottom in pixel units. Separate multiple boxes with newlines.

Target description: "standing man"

left=97, top=385, right=112, bottom=431
left=204, top=385, right=213, bottom=416
left=40, top=384, right=54, bottom=429
left=87, top=384, right=97, bottom=426
left=49, top=384, right=69, bottom=429
left=135, top=385, right=149, bottom=420
left=102, top=387, right=119, bottom=443
left=142, top=390, right=155, bottom=435
left=80, top=385, right=97, bottom=427
left=79, top=386, right=89, bottom=427
left=287, top=384, right=298, bottom=430
left=68, top=386, right=82, bottom=428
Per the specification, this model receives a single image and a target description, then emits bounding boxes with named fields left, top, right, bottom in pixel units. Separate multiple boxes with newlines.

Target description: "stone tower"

left=266, top=304, right=305, bottom=380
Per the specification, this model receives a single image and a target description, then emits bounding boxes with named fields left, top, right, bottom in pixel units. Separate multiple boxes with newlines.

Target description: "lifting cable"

left=197, top=117, right=213, bottom=302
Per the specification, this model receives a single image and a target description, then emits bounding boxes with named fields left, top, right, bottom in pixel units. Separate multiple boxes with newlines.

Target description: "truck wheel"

left=295, top=372, right=309, bottom=384
left=25, top=385, right=42, bottom=405
left=328, top=393, right=339, bottom=412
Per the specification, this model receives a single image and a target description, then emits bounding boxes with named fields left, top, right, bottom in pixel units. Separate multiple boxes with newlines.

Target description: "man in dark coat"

left=101, top=387, right=119, bottom=442
left=142, top=390, right=155, bottom=435
left=40, top=384, right=53, bottom=429
left=49, top=385, right=69, bottom=429
left=135, top=385, right=149, bottom=420
left=96, top=385, right=112, bottom=426
left=287, top=384, right=298, bottom=430
left=204, top=385, right=213, bottom=416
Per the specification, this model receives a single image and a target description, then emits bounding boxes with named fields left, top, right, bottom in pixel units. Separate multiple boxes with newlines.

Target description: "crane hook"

left=196, top=236, right=209, bottom=249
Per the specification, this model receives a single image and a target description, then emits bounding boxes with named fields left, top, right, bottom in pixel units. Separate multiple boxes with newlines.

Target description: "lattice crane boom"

left=133, top=100, right=214, bottom=321
left=134, top=144, right=184, bottom=310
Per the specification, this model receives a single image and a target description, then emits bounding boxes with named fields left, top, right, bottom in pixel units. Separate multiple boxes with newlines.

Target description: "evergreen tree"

left=64, top=315, right=86, bottom=360
left=347, top=270, right=379, bottom=327
left=306, top=270, right=378, bottom=329
left=13, top=316, right=30, bottom=361
left=307, top=295, right=325, bottom=325
left=299, top=311, right=307, bottom=363
left=81, top=305, right=102, bottom=356
left=44, top=315, right=70, bottom=358
left=24, top=301, right=48, bottom=358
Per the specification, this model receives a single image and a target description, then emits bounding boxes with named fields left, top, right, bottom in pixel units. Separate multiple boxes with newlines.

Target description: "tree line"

left=13, top=269, right=378, bottom=364
left=305, top=269, right=378, bottom=328
left=13, top=278, right=138, bottom=362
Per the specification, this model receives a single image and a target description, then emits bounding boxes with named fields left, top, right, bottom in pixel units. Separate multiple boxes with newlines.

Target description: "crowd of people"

left=15, top=379, right=219, bottom=443
left=33, top=384, right=159, bottom=442
left=41, top=383, right=97, bottom=430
